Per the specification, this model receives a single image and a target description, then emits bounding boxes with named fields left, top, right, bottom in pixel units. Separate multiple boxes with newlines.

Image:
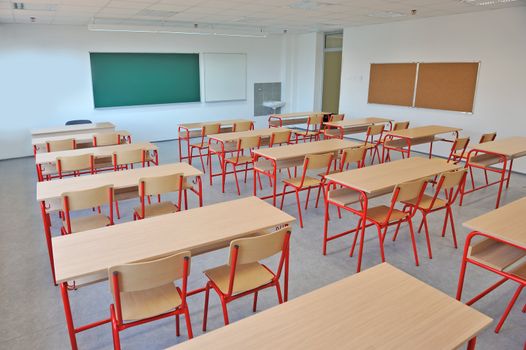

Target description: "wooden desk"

left=34, top=142, right=158, bottom=181
left=171, top=263, right=491, bottom=350
left=268, top=111, right=331, bottom=128
left=324, top=117, right=392, bottom=139
left=461, top=137, right=526, bottom=208
left=383, top=125, right=461, bottom=160
left=54, top=197, right=295, bottom=350
left=30, top=122, right=115, bottom=137
left=253, top=139, right=362, bottom=205
left=457, top=197, right=526, bottom=315
left=178, top=119, right=253, bottom=162
left=37, top=163, right=203, bottom=285
left=32, top=130, right=131, bottom=153
left=324, top=157, right=460, bottom=271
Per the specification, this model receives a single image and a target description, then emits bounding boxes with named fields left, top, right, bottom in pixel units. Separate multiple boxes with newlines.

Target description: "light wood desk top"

left=269, top=111, right=331, bottom=119
left=324, top=117, right=392, bottom=129
left=30, top=122, right=115, bottom=137
left=253, top=139, right=361, bottom=161
left=37, top=162, right=202, bottom=202
left=386, top=125, right=461, bottom=139
left=170, top=263, right=491, bottom=350
left=32, top=130, right=131, bottom=146
left=469, top=136, right=526, bottom=159
left=34, top=142, right=157, bottom=165
left=52, top=197, right=295, bottom=283
left=325, top=157, right=460, bottom=194
left=208, top=127, right=289, bottom=143
left=178, top=119, right=252, bottom=130
left=464, top=196, right=526, bottom=248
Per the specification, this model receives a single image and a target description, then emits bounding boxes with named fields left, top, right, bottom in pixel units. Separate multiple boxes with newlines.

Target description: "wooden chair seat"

left=324, top=129, right=341, bottom=137
left=402, top=194, right=447, bottom=210
left=366, top=205, right=407, bottom=223
left=468, top=239, right=526, bottom=271
left=120, top=283, right=182, bottom=321
left=509, top=261, right=526, bottom=279
left=134, top=201, right=178, bottom=219
left=69, top=214, right=111, bottom=233
left=226, top=155, right=254, bottom=164
left=210, top=143, right=237, bottom=152
left=282, top=176, right=321, bottom=188
left=292, top=129, right=320, bottom=137
left=204, top=262, right=274, bottom=295
left=327, top=188, right=361, bottom=206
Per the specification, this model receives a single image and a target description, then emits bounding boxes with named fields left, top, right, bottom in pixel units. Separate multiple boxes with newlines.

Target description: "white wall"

left=340, top=7, right=526, bottom=172
left=0, top=24, right=283, bottom=159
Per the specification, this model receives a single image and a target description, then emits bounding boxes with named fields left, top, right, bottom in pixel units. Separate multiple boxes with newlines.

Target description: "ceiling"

left=0, top=0, right=524, bottom=34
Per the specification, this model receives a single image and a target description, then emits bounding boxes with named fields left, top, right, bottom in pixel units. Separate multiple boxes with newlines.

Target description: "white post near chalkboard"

left=203, top=53, right=247, bottom=102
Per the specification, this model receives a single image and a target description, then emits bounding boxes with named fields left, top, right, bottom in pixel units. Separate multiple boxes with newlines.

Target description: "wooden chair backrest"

left=393, top=121, right=409, bottom=131
left=94, top=132, right=121, bottom=147
left=341, top=146, right=367, bottom=168
left=329, top=114, right=344, bottom=122
left=452, top=137, right=470, bottom=152
left=233, top=121, right=253, bottom=132
left=304, top=152, right=333, bottom=171
left=439, top=169, right=467, bottom=191
left=109, top=251, right=191, bottom=293
left=203, top=123, right=221, bottom=136
left=229, top=228, right=289, bottom=265
left=57, top=154, right=93, bottom=172
left=480, top=132, right=496, bottom=143
left=367, top=124, right=384, bottom=137
left=238, top=136, right=261, bottom=151
left=394, top=179, right=427, bottom=203
left=308, top=114, right=324, bottom=126
left=47, top=139, right=75, bottom=152
left=62, top=185, right=113, bottom=211
left=113, top=149, right=144, bottom=166
left=139, top=173, right=184, bottom=196
left=270, top=130, right=291, bottom=146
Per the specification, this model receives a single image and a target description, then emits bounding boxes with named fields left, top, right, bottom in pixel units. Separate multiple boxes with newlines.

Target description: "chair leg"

left=280, top=184, right=288, bottom=210
left=407, top=219, right=420, bottom=266
left=115, top=200, right=121, bottom=220
left=220, top=296, right=230, bottom=326
left=232, top=164, right=241, bottom=196
left=349, top=218, right=362, bottom=257
left=252, top=291, right=258, bottom=312
left=448, top=206, right=458, bottom=249
left=110, top=306, right=121, bottom=350
left=184, top=308, right=194, bottom=339
left=295, top=189, right=304, bottom=228
left=315, top=184, right=322, bottom=208
left=244, top=162, right=248, bottom=183
left=202, top=282, right=210, bottom=332
left=305, top=187, right=311, bottom=209
left=198, top=148, right=206, bottom=173
left=421, top=214, right=432, bottom=259
left=392, top=221, right=402, bottom=241
left=275, top=282, right=284, bottom=304
left=176, top=314, right=180, bottom=337
left=377, top=225, right=386, bottom=263
left=495, top=285, right=524, bottom=333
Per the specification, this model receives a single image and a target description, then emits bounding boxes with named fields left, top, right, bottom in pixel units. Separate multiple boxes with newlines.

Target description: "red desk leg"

left=467, top=337, right=477, bottom=350
left=40, top=201, right=56, bottom=285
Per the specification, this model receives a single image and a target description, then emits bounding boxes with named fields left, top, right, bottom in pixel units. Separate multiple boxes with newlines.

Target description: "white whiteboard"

left=203, top=53, right=247, bottom=102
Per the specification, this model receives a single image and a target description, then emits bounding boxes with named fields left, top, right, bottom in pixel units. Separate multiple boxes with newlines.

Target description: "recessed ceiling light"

left=460, top=0, right=519, bottom=5
left=368, top=11, right=407, bottom=18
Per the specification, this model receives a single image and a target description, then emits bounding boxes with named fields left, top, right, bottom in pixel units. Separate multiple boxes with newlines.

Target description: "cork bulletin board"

left=368, top=63, right=417, bottom=107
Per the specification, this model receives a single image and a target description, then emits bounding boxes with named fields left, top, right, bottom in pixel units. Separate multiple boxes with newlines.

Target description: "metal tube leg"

left=495, top=285, right=524, bottom=333
left=407, top=219, right=420, bottom=266
left=60, top=283, right=78, bottom=350
left=40, top=201, right=56, bottom=285
left=356, top=217, right=366, bottom=273
left=467, top=337, right=477, bottom=350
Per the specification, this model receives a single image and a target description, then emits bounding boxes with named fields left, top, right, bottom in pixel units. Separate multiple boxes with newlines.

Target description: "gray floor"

left=0, top=140, right=525, bottom=350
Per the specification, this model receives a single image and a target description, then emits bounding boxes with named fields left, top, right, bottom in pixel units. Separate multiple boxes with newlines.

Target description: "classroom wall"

left=339, top=7, right=526, bottom=172
left=0, top=24, right=283, bottom=159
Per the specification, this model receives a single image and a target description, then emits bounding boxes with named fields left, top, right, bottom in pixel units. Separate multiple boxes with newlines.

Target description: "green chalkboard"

left=90, top=53, right=200, bottom=108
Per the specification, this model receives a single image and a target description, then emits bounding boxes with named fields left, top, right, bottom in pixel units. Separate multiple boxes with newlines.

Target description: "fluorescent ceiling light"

left=368, top=11, right=407, bottom=18
left=460, top=0, right=519, bottom=5
left=88, top=24, right=268, bottom=38
left=289, top=0, right=335, bottom=11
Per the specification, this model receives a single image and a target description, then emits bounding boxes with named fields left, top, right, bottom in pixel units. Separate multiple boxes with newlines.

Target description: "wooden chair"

left=112, top=149, right=149, bottom=171
left=61, top=185, right=114, bottom=235
left=329, top=114, right=344, bottom=122
left=399, top=169, right=467, bottom=259
left=109, top=251, right=193, bottom=349
left=189, top=123, right=220, bottom=172
left=134, top=173, right=186, bottom=220
left=457, top=132, right=495, bottom=186
left=223, top=136, right=261, bottom=195
left=323, top=114, right=345, bottom=139
left=202, top=228, right=291, bottom=331
left=446, top=137, right=470, bottom=164
left=56, top=153, right=95, bottom=179
left=281, top=153, right=334, bottom=228
left=349, top=179, right=427, bottom=269
left=363, top=124, right=385, bottom=165
left=233, top=121, right=254, bottom=132
left=269, top=129, right=292, bottom=147
left=93, top=132, right=122, bottom=147
left=293, top=114, right=324, bottom=143
left=46, top=139, right=76, bottom=152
